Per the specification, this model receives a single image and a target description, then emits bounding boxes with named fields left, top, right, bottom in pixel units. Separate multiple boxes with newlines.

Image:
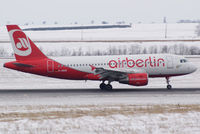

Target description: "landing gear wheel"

left=166, top=77, right=172, bottom=90
left=100, top=83, right=106, bottom=90
left=167, top=85, right=172, bottom=90
left=99, top=82, right=113, bottom=91
left=106, top=84, right=113, bottom=91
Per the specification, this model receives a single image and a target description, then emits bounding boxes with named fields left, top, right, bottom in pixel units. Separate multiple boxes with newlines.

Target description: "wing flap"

left=92, top=66, right=146, bottom=81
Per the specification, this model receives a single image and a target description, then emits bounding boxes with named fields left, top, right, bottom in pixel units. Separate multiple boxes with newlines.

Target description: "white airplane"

left=4, top=25, right=197, bottom=90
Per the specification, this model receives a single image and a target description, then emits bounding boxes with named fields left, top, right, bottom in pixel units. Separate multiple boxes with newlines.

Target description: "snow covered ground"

left=0, top=23, right=200, bottom=57
left=0, top=23, right=199, bottom=41
left=0, top=96, right=200, bottom=134
left=0, top=105, right=200, bottom=134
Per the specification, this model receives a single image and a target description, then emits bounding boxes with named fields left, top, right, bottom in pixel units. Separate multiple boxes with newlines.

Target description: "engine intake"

left=119, top=73, right=148, bottom=86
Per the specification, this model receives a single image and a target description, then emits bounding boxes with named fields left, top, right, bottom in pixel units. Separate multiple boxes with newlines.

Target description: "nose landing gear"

left=166, top=77, right=172, bottom=90
left=99, top=81, right=113, bottom=91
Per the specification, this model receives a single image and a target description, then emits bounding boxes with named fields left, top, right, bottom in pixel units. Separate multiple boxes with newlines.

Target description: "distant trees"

left=163, top=17, right=167, bottom=23
left=91, top=20, right=94, bottom=24
left=1, top=44, right=200, bottom=58
left=42, top=44, right=200, bottom=56
left=116, top=21, right=125, bottom=24
left=177, top=20, right=200, bottom=23
left=195, top=23, right=200, bottom=37
left=24, top=23, right=29, bottom=26
left=0, top=47, right=8, bottom=57
left=42, top=21, right=46, bottom=25
left=101, top=21, right=108, bottom=24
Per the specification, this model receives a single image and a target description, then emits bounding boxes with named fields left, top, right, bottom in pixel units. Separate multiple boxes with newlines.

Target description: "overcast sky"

left=0, top=0, right=200, bottom=25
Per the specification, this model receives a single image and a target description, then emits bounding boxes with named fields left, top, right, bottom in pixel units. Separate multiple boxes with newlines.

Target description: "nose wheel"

left=166, top=77, right=172, bottom=90
left=100, top=81, right=113, bottom=91
left=167, top=84, right=172, bottom=89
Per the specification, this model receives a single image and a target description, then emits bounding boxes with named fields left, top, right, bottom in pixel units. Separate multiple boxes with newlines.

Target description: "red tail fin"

left=6, top=25, right=47, bottom=61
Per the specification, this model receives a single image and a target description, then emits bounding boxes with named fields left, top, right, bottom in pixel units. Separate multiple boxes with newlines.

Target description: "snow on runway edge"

left=0, top=104, right=200, bottom=134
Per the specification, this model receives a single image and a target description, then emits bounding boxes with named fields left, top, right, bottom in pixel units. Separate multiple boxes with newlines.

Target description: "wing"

left=90, top=65, right=146, bottom=81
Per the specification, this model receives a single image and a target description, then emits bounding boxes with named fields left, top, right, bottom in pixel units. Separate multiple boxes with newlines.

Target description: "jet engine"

left=119, top=73, right=148, bottom=86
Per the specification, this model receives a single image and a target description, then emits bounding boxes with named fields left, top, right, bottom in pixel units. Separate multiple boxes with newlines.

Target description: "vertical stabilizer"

left=6, top=25, right=47, bottom=61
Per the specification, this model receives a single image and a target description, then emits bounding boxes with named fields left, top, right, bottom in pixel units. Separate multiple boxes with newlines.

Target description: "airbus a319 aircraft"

left=4, top=25, right=197, bottom=90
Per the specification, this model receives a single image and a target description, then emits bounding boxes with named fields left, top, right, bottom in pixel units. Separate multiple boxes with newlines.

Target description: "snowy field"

left=0, top=23, right=200, bottom=57
left=0, top=23, right=199, bottom=41
left=0, top=104, right=200, bottom=134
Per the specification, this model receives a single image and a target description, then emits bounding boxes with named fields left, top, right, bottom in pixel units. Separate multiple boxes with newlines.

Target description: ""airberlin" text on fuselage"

left=108, top=57, right=165, bottom=68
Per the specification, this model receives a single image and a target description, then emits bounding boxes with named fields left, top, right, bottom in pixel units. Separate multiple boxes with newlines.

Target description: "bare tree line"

left=0, top=47, right=9, bottom=57
left=45, top=44, right=200, bottom=56
left=0, top=44, right=200, bottom=58
left=195, top=23, right=200, bottom=37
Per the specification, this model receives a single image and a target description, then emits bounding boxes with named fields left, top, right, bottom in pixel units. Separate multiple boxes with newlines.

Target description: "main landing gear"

left=100, top=81, right=113, bottom=91
left=166, top=77, right=172, bottom=90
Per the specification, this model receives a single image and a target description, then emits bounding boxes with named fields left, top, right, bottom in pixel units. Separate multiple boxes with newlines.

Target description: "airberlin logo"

left=9, top=29, right=32, bottom=56
left=108, top=57, right=165, bottom=68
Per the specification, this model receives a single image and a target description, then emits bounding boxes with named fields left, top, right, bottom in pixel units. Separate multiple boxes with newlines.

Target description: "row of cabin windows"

left=66, top=61, right=164, bottom=67
left=67, top=63, right=108, bottom=67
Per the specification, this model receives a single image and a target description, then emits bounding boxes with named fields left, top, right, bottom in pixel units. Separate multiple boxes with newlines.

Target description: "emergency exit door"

left=47, top=60, right=54, bottom=72
left=166, top=56, right=173, bottom=69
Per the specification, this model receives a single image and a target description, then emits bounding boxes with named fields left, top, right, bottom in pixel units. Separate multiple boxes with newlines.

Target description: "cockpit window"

left=180, top=59, right=187, bottom=63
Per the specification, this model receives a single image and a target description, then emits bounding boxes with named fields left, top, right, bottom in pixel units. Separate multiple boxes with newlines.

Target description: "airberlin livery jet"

left=4, top=25, right=197, bottom=90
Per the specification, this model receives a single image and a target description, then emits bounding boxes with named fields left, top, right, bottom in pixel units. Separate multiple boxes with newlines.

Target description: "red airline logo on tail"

left=6, top=25, right=47, bottom=61
left=9, top=29, right=32, bottom=56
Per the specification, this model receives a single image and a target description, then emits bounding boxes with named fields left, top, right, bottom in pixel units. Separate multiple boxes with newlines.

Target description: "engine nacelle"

left=119, top=73, right=148, bottom=86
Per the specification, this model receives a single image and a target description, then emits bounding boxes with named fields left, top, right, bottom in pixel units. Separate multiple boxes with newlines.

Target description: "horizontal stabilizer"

left=12, top=62, right=33, bottom=67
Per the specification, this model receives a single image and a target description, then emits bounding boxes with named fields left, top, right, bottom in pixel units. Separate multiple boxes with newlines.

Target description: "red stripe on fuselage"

left=4, top=58, right=93, bottom=80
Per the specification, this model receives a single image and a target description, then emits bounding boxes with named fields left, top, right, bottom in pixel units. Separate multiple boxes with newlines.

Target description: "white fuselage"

left=52, top=54, right=196, bottom=77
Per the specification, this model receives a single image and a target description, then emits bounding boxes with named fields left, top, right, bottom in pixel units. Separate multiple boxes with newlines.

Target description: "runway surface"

left=1, top=88, right=200, bottom=94
left=0, top=88, right=200, bottom=106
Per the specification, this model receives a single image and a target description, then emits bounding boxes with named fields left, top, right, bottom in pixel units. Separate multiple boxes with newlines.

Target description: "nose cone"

left=189, top=64, right=197, bottom=73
